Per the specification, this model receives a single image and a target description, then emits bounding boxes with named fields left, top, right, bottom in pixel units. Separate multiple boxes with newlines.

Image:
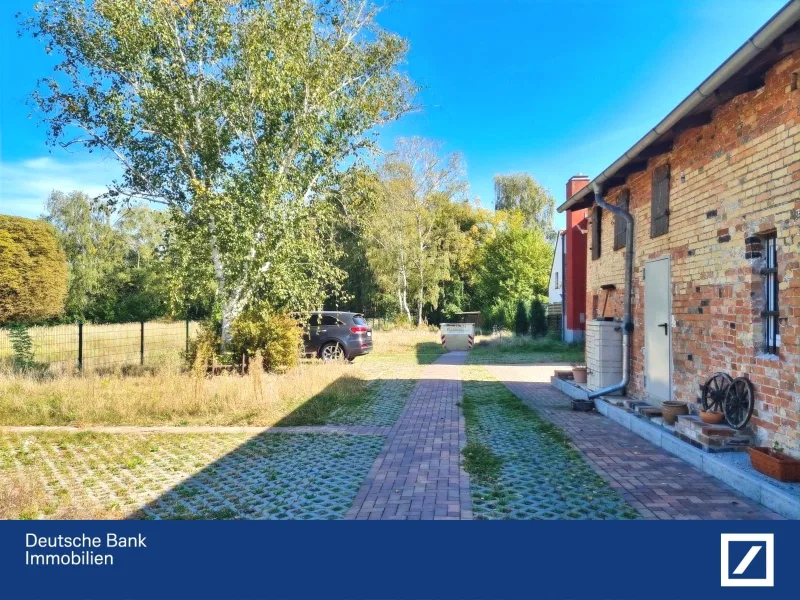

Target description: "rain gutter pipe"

left=588, top=184, right=634, bottom=400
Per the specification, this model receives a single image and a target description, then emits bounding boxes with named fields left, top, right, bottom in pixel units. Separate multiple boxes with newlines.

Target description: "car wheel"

left=320, top=342, right=346, bottom=362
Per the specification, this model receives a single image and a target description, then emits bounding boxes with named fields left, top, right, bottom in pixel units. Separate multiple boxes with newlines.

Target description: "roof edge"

left=557, top=0, right=800, bottom=213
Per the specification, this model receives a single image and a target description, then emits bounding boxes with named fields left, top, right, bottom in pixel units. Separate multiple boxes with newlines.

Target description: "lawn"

left=467, top=335, right=584, bottom=365
left=461, top=366, right=639, bottom=520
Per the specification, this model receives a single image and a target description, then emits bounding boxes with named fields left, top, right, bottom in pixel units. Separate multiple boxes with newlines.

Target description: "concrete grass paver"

left=347, top=352, right=471, bottom=520
left=485, top=364, right=783, bottom=520
left=462, top=366, right=640, bottom=520
left=0, top=431, right=383, bottom=520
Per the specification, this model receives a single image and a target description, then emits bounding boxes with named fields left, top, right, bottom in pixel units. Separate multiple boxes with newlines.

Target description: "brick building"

left=557, top=2, right=800, bottom=455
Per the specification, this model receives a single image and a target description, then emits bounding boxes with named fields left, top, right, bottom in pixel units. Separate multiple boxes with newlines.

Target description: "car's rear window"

left=352, top=316, right=368, bottom=326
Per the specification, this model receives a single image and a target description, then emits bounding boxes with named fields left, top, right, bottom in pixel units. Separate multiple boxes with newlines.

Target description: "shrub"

left=514, top=299, right=530, bottom=336
left=186, top=323, right=221, bottom=375
left=530, top=297, right=547, bottom=337
left=0, top=215, right=67, bottom=324
left=230, top=311, right=302, bottom=372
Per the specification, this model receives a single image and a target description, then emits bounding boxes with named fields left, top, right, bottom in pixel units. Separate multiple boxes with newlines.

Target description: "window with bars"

left=761, top=235, right=779, bottom=354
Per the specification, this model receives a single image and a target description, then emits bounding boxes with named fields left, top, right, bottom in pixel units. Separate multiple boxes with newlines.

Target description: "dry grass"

left=0, top=470, right=122, bottom=520
left=0, top=359, right=366, bottom=427
left=0, top=330, right=441, bottom=428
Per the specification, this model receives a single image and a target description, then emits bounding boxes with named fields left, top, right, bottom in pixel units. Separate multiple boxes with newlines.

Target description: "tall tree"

left=0, top=215, right=68, bottom=324
left=493, top=173, right=556, bottom=241
left=23, top=0, right=415, bottom=345
left=473, top=211, right=552, bottom=309
left=366, top=138, right=467, bottom=325
left=44, top=190, right=171, bottom=322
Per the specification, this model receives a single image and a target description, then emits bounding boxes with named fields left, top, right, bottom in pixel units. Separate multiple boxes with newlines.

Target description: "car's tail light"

left=350, top=326, right=369, bottom=334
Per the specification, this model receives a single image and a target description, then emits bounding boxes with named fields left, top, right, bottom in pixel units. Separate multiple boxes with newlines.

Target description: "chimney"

left=566, top=174, right=590, bottom=201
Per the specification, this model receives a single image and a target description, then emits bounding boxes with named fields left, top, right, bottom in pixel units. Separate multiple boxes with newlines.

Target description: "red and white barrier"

left=439, top=323, right=475, bottom=351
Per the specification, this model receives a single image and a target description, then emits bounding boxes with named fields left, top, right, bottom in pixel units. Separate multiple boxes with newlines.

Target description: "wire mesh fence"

left=0, top=320, right=201, bottom=372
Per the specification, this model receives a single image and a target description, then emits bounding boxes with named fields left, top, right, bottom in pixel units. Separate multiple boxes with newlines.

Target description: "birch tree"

left=23, top=0, right=414, bottom=344
left=367, top=138, right=466, bottom=325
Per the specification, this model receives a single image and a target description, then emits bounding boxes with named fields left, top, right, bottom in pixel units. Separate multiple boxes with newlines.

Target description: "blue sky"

left=0, top=0, right=788, bottom=228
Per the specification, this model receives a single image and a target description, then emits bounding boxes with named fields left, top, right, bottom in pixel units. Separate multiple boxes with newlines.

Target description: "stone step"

left=638, top=406, right=663, bottom=418
left=623, top=400, right=649, bottom=412
left=676, top=415, right=754, bottom=437
left=674, top=414, right=754, bottom=453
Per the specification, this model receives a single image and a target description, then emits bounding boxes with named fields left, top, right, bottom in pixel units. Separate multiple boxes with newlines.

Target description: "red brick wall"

left=585, top=49, right=800, bottom=455
left=565, top=176, right=589, bottom=333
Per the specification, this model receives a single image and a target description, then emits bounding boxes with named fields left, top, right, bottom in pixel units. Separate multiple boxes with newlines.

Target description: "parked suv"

left=302, top=312, right=373, bottom=361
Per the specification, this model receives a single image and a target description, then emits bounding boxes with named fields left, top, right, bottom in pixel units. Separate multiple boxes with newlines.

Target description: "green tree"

left=494, top=173, right=556, bottom=241
left=473, top=212, right=552, bottom=310
left=364, top=138, right=467, bottom=325
left=530, top=297, right=547, bottom=337
left=0, top=215, right=67, bottom=324
left=514, top=298, right=530, bottom=336
left=24, top=0, right=415, bottom=345
left=44, top=191, right=170, bottom=322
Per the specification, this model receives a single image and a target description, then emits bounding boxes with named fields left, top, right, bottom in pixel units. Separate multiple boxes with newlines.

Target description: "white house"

left=547, top=230, right=565, bottom=304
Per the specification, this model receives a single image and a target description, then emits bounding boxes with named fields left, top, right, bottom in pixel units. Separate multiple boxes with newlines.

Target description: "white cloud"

left=0, top=155, right=122, bottom=218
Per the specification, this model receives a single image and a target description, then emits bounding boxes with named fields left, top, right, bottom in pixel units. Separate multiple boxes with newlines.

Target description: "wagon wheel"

left=701, top=372, right=732, bottom=412
left=723, top=377, right=755, bottom=430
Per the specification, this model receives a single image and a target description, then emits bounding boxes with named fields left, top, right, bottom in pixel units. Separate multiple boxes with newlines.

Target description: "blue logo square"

left=728, top=541, right=767, bottom=580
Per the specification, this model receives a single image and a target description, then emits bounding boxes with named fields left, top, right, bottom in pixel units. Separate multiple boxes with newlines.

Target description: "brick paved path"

left=347, top=352, right=472, bottom=520
left=485, top=364, right=782, bottom=520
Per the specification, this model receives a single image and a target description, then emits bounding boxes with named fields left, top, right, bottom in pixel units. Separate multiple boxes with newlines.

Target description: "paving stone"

left=484, top=364, right=783, bottom=520
left=347, top=352, right=472, bottom=520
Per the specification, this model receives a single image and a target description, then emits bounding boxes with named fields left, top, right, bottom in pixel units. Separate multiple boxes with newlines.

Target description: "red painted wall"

left=565, top=176, right=589, bottom=333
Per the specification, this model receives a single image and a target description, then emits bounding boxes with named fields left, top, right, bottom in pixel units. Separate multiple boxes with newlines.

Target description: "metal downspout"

left=588, top=184, right=634, bottom=399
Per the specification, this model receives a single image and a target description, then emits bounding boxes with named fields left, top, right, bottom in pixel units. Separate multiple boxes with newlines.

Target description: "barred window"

left=761, top=235, right=779, bottom=354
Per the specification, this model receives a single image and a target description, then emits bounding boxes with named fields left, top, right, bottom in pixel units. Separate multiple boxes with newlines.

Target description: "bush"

left=0, top=215, right=67, bottom=324
left=186, top=323, right=221, bottom=374
left=514, top=299, right=530, bottom=336
left=529, top=297, right=547, bottom=337
left=230, top=312, right=302, bottom=372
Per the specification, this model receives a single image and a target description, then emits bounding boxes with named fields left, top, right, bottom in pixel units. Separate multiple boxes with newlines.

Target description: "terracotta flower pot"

left=748, top=447, right=800, bottom=482
left=572, top=367, right=587, bottom=384
left=700, top=410, right=725, bottom=425
left=661, top=401, right=688, bottom=425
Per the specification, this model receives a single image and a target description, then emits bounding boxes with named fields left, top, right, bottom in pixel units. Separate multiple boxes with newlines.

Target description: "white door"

left=644, top=257, right=672, bottom=401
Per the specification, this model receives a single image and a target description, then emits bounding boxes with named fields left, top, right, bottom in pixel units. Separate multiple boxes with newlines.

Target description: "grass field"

left=468, top=335, right=584, bottom=365
left=0, top=329, right=439, bottom=428
left=0, top=321, right=200, bottom=371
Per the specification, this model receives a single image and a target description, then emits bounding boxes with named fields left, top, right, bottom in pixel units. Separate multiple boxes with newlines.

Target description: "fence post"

left=185, top=318, right=190, bottom=355
left=77, top=322, right=83, bottom=372
left=140, top=321, right=145, bottom=366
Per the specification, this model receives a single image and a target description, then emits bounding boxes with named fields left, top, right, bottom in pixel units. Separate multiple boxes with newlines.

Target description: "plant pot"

left=572, top=367, right=587, bottom=384
left=699, top=410, right=725, bottom=425
left=661, top=401, right=688, bottom=425
left=748, top=447, right=800, bottom=482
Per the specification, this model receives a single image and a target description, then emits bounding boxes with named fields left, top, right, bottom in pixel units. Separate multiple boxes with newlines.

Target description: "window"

left=554, top=272, right=560, bottom=289
left=321, top=315, right=341, bottom=326
left=591, top=206, right=602, bottom=260
left=651, top=164, right=670, bottom=237
left=614, top=189, right=630, bottom=250
left=762, top=234, right=779, bottom=354
left=308, top=314, right=320, bottom=327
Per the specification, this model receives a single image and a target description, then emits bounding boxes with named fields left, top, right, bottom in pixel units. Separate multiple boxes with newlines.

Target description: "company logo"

left=720, top=533, right=774, bottom=587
